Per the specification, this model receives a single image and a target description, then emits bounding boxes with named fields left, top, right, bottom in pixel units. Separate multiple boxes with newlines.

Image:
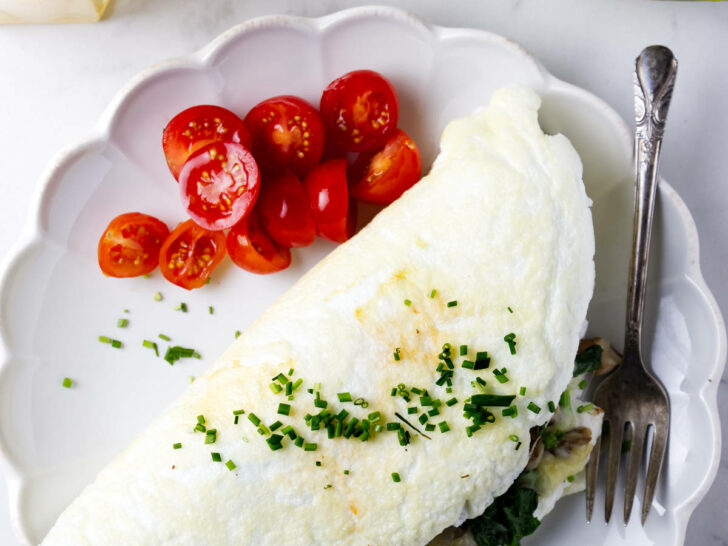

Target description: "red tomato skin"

left=303, top=159, right=357, bottom=243
left=98, top=212, right=170, bottom=278
left=244, top=96, right=325, bottom=178
left=162, top=105, right=252, bottom=180
left=349, top=129, right=422, bottom=205
left=159, top=219, right=227, bottom=290
left=178, top=142, right=260, bottom=232
left=258, top=172, right=316, bottom=248
left=226, top=212, right=292, bottom=274
left=320, top=70, right=399, bottom=152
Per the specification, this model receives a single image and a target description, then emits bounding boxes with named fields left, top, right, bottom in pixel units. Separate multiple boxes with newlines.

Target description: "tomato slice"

left=179, top=142, right=260, bottom=231
left=258, top=172, right=316, bottom=248
left=349, top=129, right=422, bottom=205
left=98, top=213, right=170, bottom=278
left=226, top=212, right=292, bottom=274
left=159, top=219, right=226, bottom=290
left=244, top=95, right=325, bottom=177
left=303, top=159, right=357, bottom=243
left=320, top=70, right=399, bottom=152
left=162, top=105, right=252, bottom=180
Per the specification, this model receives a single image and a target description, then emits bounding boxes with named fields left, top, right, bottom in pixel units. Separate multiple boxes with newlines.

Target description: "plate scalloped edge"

left=0, top=5, right=724, bottom=545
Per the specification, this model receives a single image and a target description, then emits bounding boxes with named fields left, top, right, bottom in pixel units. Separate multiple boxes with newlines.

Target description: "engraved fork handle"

left=625, top=46, right=677, bottom=358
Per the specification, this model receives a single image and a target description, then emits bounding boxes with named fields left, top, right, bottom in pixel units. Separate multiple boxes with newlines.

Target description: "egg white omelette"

left=42, top=86, right=595, bottom=545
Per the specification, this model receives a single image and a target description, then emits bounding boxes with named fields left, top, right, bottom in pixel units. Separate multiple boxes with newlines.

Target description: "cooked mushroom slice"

left=552, top=426, right=592, bottom=458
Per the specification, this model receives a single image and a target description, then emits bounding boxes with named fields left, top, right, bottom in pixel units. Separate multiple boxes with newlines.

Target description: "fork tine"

left=642, top=424, right=667, bottom=525
left=623, top=423, right=646, bottom=524
left=604, top=422, right=624, bottom=522
left=585, top=431, right=602, bottom=522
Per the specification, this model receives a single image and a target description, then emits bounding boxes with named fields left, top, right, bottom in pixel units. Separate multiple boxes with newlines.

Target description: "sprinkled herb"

left=577, top=403, right=595, bottom=414
left=117, top=318, right=128, bottom=328
left=425, top=424, right=436, bottom=432
left=462, top=360, right=475, bottom=370
left=210, top=452, right=221, bottom=462
left=527, top=402, right=541, bottom=414
left=205, top=429, right=217, bottom=444
left=225, top=460, right=236, bottom=471
left=404, top=299, right=412, bottom=306
left=446, top=397, right=458, bottom=407
left=418, top=414, right=428, bottom=424
left=233, top=409, right=245, bottom=416
left=504, top=333, right=517, bottom=354
left=314, top=399, right=328, bottom=409
left=470, top=394, right=516, bottom=407
left=164, top=346, right=198, bottom=366
left=391, top=388, right=397, bottom=396
left=353, top=398, right=368, bottom=407
left=304, top=443, right=317, bottom=452
left=278, top=403, right=291, bottom=416
left=248, top=413, right=261, bottom=426
left=407, top=407, right=418, bottom=414
left=266, top=434, right=283, bottom=451
left=567, top=475, right=575, bottom=483
left=393, top=347, right=401, bottom=361
left=315, top=461, right=322, bottom=467
left=209, top=306, right=214, bottom=315
left=235, top=330, right=241, bottom=339
left=520, top=386, right=527, bottom=396
left=270, top=383, right=283, bottom=394
left=578, top=379, right=588, bottom=390
left=429, top=289, right=437, bottom=298
left=142, top=340, right=159, bottom=357
left=123, top=309, right=129, bottom=313
left=508, top=306, right=514, bottom=313
left=111, top=339, right=122, bottom=348
left=154, top=292, right=163, bottom=302
left=548, top=401, right=556, bottom=413
left=392, top=473, right=401, bottom=483
left=62, top=377, right=73, bottom=388
left=158, top=333, right=171, bottom=341
left=344, top=470, right=349, bottom=475
left=493, top=368, right=509, bottom=383
left=459, top=345, right=468, bottom=355
left=438, top=422, right=450, bottom=433
left=337, top=392, right=352, bottom=403
left=502, top=406, right=518, bottom=418
left=175, top=302, right=188, bottom=312
left=447, top=300, right=458, bottom=308
left=269, top=421, right=283, bottom=432
left=386, top=422, right=401, bottom=431
left=294, top=436, right=304, bottom=448
left=173, top=442, right=182, bottom=449
left=323, top=484, right=332, bottom=490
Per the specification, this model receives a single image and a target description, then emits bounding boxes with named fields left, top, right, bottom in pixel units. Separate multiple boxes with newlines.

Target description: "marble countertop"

left=0, top=0, right=726, bottom=544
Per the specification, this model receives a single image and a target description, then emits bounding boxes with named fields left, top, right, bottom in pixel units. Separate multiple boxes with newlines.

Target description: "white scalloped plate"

left=0, top=7, right=724, bottom=545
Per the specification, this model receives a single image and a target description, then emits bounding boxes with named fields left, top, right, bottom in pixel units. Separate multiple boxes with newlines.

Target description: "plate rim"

left=0, top=5, right=724, bottom=544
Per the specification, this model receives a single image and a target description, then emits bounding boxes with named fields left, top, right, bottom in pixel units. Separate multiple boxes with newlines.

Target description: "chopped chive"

left=578, top=379, right=588, bottom=390
left=154, top=292, right=163, bottom=302
left=234, top=416, right=239, bottom=424
left=567, top=475, right=575, bottom=483
left=344, top=470, right=350, bottom=475
left=235, top=330, right=241, bottom=339
left=446, top=397, right=458, bottom=407
left=269, top=421, right=283, bottom=432
left=248, top=413, right=261, bottom=426
left=211, top=452, right=222, bottom=462
left=459, top=345, right=468, bottom=355
left=304, top=443, right=317, bottom=452
left=117, top=318, right=128, bottom=328
left=158, top=333, right=171, bottom=341
left=470, top=394, right=516, bottom=407
left=392, top=472, right=401, bottom=483
left=337, top=392, right=352, bottom=403
left=386, top=422, right=401, bottom=431
left=368, top=411, right=381, bottom=422
left=123, top=309, right=129, bottom=313
left=233, top=409, right=245, bottom=416
left=175, top=302, right=188, bottom=312
left=62, top=377, right=73, bottom=388
left=520, top=386, right=526, bottom=396
left=111, top=339, right=122, bottom=349
left=270, top=383, right=283, bottom=394
left=429, top=289, right=437, bottom=298
left=194, top=423, right=206, bottom=433
left=446, top=387, right=453, bottom=393
left=418, top=414, right=428, bottom=424
left=504, top=332, right=517, bottom=354
left=404, top=299, right=412, bottom=306
left=209, top=306, right=214, bottom=315
left=577, top=403, right=595, bottom=413
left=393, top=347, right=401, bottom=361
left=502, top=406, right=518, bottom=418
left=98, top=336, right=111, bottom=344
left=559, top=390, right=571, bottom=409
left=462, top=360, right=475, bottom=370
left=527, top=402, right=541, bottom=414
left=225, top=460, right=236, bottom=470
left=438, top=422, right=450, bottom=433
left=314, top=399, right=328, bottom=409
left=294, top=436, right=304, bottom=448
left=548, top=401, right=556, bottom=413
left=391, top=387, right=397, bottom=396
left=507, top=306, right=514, bottom=313
left=142, top=340, right=159, bottom=357
left=447, top=300, right=458, bottom=308
left=315, top=461, right=322, bottom=467
left=205, top=429, right=217, bottom=444
left=407, top=407, right=418, bottom=415
left=509, top=434, right=519, bottom=442
left=516, top=442, right=522, bottom=450
left=278, top=403, right=291, bottom=416
left=425, top=424, right=436, bottom=432
left=197, top=415, right=205, bottom=425
left=353, top=398, right=368, bottom=407
left=493, top=369, right=509, bottom=383
left=323, top=484, right=332, bottom=490
left=172, top=442, right=182, bottom=449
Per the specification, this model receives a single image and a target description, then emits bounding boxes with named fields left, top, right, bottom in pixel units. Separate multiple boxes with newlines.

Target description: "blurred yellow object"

left=0, top=0, right=110, bottom=23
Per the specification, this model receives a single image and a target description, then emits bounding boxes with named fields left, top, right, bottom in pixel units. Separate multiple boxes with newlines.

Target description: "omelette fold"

left=43, top=86, right=596, bottom=545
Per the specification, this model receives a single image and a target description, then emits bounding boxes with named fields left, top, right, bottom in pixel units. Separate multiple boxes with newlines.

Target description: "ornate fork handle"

left=626, top=46, right=677, bottom=358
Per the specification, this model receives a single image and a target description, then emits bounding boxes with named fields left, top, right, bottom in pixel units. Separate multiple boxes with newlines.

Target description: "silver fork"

left=585, top=45, right=676, bottom=526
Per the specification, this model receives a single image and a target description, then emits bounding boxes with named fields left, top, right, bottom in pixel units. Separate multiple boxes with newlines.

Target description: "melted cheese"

left=42, top=86, right=594, bottom=545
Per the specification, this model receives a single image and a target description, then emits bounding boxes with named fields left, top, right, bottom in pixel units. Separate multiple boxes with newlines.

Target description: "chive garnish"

left=393, top=347, right=401, bottom=361
left=447, top=300, right=458, bottom=307
left=492, top=369, right=509, bottom=383
left=527, top=402, right=541, bottom=414
left=233, top=409, right=245, bottom=416
left=344, top=470, right=349, bottom=475
left=577, top=403, right=595, bottom=413
left=507, top=306, right=514, bottom=313
left=117, top=318, right=128, bottom=328
left=337, top=392, right=352, bottom=403
left=520, top=386, right=527, bottom=396
left=269, top=421, right=283, bottom=432
left=248, top=413, right=261, bottom=426
left=111, top=340, right=122, bottom=349
left=142, top=340, right=159, bottom=357
left=294, top=436, right=304, bottom=448
left=235, top=330, right=241, bottom=339
left=211, top=452, right=222, bottom=462
left=425, top=424, right=435, bottom=432
left=173, top=442, right=182, bottom=449
left=407, top=407, right=418, bottom=415
left=368, top=411, right=381, bottom=422
left=315, top=461, right=322, bottom=467
left=394, top=412, right=432, bottom=440
left=419, top=414, right=428, bottom=425
left=392, top=473, right=401, bottom=483
left=62, top=377, right=73, bottom=388
left=205, top=429, right=217, bottom=444
left=154, top=292, right=163, bottom=302
left=158, top=333, right=171, bottom=341
left=446, top=397, right=458, bottom=407
left=459, top=345, right=468, bottom=355
left=164, top=346, right=198, bottom=365
left=429, top=289, right=437, bottom=298
left=578, top=379, right=588, bottom=390
left=209, top=306, right=214, bottom=315
left=175, top=302, right=188, bottom=312
left=314, top=399, right=328, bottom=409
left=548, top=401, right=556, bottom=413
left=225, top=460, right=236, bottom=470
left=438, top=422, right=450, bottom=433
left=304, top=443, right=317, bottom=451
left=404, top=299, right=412, bottom=307
left=462, top=360, right=475, bottom=370
left=98, top=336, right=111, bottom=344
left=559, top=390, right=571, bottom=409
left=509, top=434, right=519, bottom=442
left=504, top=333, right=517, bottom=354
left=278, top=403, right=291, bottom=416
left=470, top=394, right=516, bottom=407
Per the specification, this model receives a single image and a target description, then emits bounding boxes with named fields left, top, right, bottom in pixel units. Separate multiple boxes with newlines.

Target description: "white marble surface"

left=0, top=0, right=726, bottom=544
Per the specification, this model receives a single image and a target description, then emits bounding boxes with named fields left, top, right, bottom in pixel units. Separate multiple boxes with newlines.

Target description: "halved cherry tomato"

left=320, top=70, right=399, bottom=152
left=179, top=142, right=260, bottom=231
left=162, top=105, right=252, bottom=180
left=244, top=96, right=325, bottom=177
left=159, top=219, right=226, bottom=290
left=98, top=213, right=169, bottom=278
left=349, top=129, right=422, bottom=205
left=258, top=172, right=316, bottom=248
left=303, top=159, right=357, bottom=243
left=226, top=211, right=292, bottom=274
